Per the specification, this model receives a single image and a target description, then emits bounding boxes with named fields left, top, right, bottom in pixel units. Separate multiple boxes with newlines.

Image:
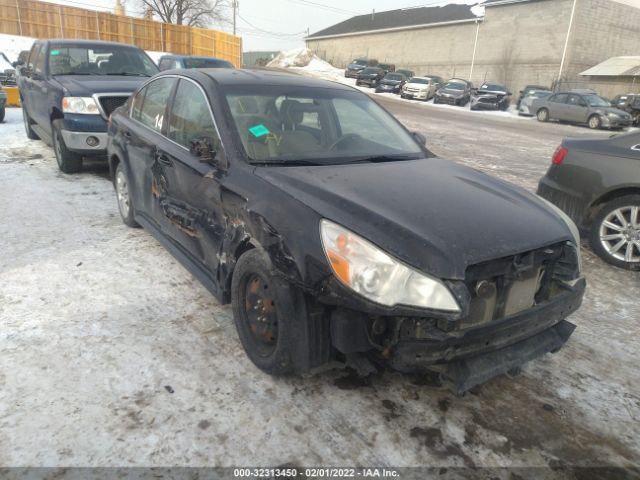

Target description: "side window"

left=569, top=94, right=586, bottom=107
left=131, top=87, right=146, bottom=121
left=158, top=59, right=172, bottom=71
left=551, top=93, right=568, bottom=104
left=34, top=46, right=46, bottom=75
left=168, top=79, right=217, bottom=148
left=138, top=77, right=176, bottom=133
left=27, top=44, right=41, bottom=70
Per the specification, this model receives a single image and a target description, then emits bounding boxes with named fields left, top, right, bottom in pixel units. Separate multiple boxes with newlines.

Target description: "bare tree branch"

left=138, top=0, right=230, bottom=27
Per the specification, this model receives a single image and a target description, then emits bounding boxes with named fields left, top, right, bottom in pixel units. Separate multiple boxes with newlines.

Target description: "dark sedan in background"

left=344, top=58, right=371, bottom=78
left=355, top=66, right=385, bottom=88
left=538, top=131, right=640, bottom=270
left=532, top=92, right=633, bottom=130
left=375, top=72, right=407, bottom=94
left=107, top=69, right=584, bottom=394
left=433, top=78, right=474, bottom=106
left=470, top=82, right=512, bottom=111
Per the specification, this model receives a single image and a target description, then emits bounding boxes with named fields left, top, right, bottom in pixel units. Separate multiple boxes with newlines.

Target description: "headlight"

left=538, top=198, right=582, bottom=272
left=606, top=112, right=619, bottom=118
left=62, top=97, right=100, bottom=115
left=320, top=219, right=460, bottom=311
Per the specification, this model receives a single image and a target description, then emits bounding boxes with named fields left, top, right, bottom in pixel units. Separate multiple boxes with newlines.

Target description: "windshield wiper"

left=53, top=72, right=100, bottom=76
left=105, top=72, right=151, bottom=77
left=250, top=159, right=323, bottom=166
left=345, top=155, right=422, bottom=164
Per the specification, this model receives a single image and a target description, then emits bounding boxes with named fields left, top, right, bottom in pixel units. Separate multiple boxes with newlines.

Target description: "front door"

left=156, top=77, right=227, bottom=277
left=566, top=94, right=588, bottom=123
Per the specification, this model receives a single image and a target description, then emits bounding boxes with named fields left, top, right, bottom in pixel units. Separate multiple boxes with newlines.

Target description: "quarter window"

left=168, top=79, right=217, bottom=149
left=138, top=78, right=176, bottom=133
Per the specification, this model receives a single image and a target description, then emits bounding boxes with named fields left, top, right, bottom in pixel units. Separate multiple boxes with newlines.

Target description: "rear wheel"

left=590, top=195, right=640, bottom=270
left=23, top=107, right=39, bottom=139
left=537, top=108, right=549, bottom=122
left=52, top=120, right=82, bottom=173
left=588, top=114, right=602, bottom=130
left=231, top=249, right=327, bottom=375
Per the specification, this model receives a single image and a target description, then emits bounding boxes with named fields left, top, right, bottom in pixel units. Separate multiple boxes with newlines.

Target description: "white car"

left=401, top=77, right=439, bottom=101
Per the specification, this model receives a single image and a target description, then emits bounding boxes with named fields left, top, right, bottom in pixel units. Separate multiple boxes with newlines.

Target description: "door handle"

left=123, top=130, right=132, bottom=140
left=155, top=151, right=173, bottom=167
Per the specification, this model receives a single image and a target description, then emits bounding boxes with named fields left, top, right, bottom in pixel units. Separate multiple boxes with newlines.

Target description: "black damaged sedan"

left=107, top=70, right=585, bottom=394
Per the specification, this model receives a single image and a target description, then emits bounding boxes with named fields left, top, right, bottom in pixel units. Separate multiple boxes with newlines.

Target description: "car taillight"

left=552, top=146, right=568, bottom=165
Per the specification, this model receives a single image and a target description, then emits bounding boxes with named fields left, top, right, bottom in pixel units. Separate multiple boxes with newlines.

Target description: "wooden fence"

left=0, top=0, right=242, bottom=67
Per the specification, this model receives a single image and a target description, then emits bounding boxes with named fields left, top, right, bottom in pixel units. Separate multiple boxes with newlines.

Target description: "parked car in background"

left=107, top=69, right=585, bottom=394
left=396, top=69, right=415, bottom=79
left=422, top=74, right=444, bottom=86
left=433, top=78, right=473, bottom=106
left=378, top=63, right=396, bottom=74
left=612, top=94, right=640, bottom=126
left=344, top=58, right=373, bottom=78
left=375, top=72, right=407, bottom=94
left=532, top=92, right=633, bottom=130
left=516, top=84, right=549, bottom=109
left=0, top=52, right=16, bottom=86
left=538, top=131, right=640, bottom=270
left=518, top=88, right=553, bottom=116
left=0, top=86, right=6, bottom=122
left=355, top=66, right=385, bottom=88
left=400, top=76, right=439, bottom=101
left=17, top=39, right=159, bottom=173
left=470, top=82, right=512, bottom=111
left=158, top=55, right=234, bottom=71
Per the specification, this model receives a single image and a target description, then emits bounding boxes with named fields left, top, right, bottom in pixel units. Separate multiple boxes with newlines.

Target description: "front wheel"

left=52, top=120, right=82, bottom=173
left=589, top=195, right=640, bottom=270
left=0, top=106, right=5, bottom=123
left=231, top=249, right=328, bottom=375
left=588, top=115, right=602, bottom=130
left=115, top=162, right=139, bottom=228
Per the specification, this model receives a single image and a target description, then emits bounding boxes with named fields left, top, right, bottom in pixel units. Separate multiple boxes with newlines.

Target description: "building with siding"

left=305, top=0, right=640, bottom=98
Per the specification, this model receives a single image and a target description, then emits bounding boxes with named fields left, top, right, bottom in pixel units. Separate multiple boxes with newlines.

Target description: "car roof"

left=177, top=68, right=356, bottom=91
left=160, top=55, right=229, bottom=61
left=44, top=39, right=140, bottom=49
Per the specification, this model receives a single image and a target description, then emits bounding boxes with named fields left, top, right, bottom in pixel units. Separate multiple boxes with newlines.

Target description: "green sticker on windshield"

left=249, top=124, right=270, bottom=138
left=50, top=50, right=60, bottom=56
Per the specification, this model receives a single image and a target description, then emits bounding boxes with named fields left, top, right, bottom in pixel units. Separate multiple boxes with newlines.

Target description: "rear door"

left=155, top=77, right=227, bottom=276
left=122, top=77, right=177, bottom=229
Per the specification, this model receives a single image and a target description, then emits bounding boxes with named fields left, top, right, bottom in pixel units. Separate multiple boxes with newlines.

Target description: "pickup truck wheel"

left=22, top=107, right=39, bottom=139
left=590, top=196, right=640, bottom=271
left=232, top=249, right=322, bottom=375
left=0, top=106, right=5, bottom=123
left=115, top=162, right=139, bottom=228
left=52, top=121, right=82, bottom=173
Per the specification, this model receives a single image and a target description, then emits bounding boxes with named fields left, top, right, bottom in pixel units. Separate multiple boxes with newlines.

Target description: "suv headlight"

left=62, top=97, right=100, bottom=115
left=320, top=219, right=460, bottom=311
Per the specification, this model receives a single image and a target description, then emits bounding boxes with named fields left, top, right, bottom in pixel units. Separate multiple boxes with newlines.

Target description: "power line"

left=238, top=14, right=307, bottom=37
left=281, top=0, right=360, bottom=15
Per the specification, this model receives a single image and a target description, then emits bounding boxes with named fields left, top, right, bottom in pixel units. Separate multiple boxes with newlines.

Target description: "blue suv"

left=18, top=39, right=158, bottom=173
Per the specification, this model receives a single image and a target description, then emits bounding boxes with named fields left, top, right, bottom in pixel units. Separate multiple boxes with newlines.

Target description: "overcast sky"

left=43, top=0, right=640, bottom=52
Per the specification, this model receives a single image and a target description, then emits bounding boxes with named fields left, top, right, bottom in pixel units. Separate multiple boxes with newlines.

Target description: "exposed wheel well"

left=585, top=187, right=640, bottom=226
left=109, top=154, right=121, bottom=182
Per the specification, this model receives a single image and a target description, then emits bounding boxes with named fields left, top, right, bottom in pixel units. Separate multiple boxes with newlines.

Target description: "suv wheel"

left=115, top=162, right=139, bottom=228
left=0, top=105, right=5, bottom=123
left=52, top=120, right=83, bottom=173
left=537, top=108, right=549, bottom=122
left=23, top=107, right=39, bottom=139
left=590, top=195, right=640, bottom=270
left=231, top=249, right=325, bottom=375
left=588, top=114, right=602, bottom=130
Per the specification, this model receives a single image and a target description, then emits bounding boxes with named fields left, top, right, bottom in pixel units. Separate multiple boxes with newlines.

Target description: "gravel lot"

left=1, top=98, right=639, bottom=474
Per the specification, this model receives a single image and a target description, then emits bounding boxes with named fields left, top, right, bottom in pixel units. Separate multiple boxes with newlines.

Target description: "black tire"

left=52, top=120, right=83, bottom=173
left=589, top=195, right=640, bottom=271
left=0, top=106, right=5, bottom=123
left=433, top=97, right=440, bottom=104
left=114, top=162, right=139, bottom=228
left=588, top=114, right=602, bottom=130
left=537, top=108, right=549, bottom=122
left=23, top=106, right=39, bottom=139
left=231, top=249, right=328, bottom=375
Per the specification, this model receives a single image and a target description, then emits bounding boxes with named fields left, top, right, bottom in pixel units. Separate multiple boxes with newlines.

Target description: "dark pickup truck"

left=18, top=39, right=158, bottom=173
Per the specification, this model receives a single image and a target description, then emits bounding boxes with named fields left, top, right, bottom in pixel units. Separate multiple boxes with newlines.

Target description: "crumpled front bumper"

left=386, top=277, right=585, bottom=394
left=601, top=115, right=632, bottom=128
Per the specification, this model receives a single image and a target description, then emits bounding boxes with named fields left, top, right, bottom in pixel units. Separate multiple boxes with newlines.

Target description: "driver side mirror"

left=190, top=136, right=224, bottom=168
left=412, top=131, right=427, bottom=146
left=12, top=60, right=24, bottom=68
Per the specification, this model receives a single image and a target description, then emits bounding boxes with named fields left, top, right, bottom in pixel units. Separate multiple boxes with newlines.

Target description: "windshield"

left=480, top=83, right=506, bottom=92
left=385, top=74, right=404, bottom=81
left=361, top=68, right=379, bottom=74
left=444, top=81, right=465, bottom=90
left=224, top=86, right=426, bottom=165
left=409, top=78, right=429, bottom=85
left=352, top=59, right=367, bottom=66
left=184, top=58, right=233, bottom=69
left=584, top=95, right=610, bottom=107
left=526, top=89, right=551, bottom=97
left=48, top=44, right=158, bottom=76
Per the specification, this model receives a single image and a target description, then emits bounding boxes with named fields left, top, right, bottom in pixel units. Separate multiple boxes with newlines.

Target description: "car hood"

left=474, top=90, right=508, bottom=98
left=597, top=107, right=632, bottom=117
left=256, top=158, right=573, bottom=280
left=347, top=64, right=365, bottom=70
left=405, top=83, right=428, bottom=89
left=52, top=75, right=148, bottom=96
left=381, top=79, right=401, bottom=85
left=438, top=88, right=465, bottom=96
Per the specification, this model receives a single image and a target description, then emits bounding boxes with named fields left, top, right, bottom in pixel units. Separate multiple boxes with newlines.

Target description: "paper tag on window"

left=249, top=124, right=270, bottom=138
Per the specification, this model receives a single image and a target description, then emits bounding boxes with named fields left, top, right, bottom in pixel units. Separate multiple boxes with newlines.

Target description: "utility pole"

left=233, top=0, right=238, bottom=36
left=558, top=0, right=577, bottom=89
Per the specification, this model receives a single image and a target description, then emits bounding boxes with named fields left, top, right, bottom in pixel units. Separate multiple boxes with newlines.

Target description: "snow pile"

left=0, top=33, right=36, bottom=63
left=267, top=48, right=318, bottom=68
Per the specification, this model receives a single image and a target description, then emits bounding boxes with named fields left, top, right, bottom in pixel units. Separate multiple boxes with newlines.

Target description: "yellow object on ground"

left=3, top=87, right=21, bottom=107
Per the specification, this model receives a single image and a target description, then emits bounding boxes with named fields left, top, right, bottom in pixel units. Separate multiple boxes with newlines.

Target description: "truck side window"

left=27, top=44, right=41, bottom=71
left=34, top=46, right=46, bottom=75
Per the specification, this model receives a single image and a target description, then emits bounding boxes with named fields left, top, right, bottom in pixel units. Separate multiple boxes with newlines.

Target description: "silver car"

left=531, top=91, right=633, bottom=130
left=518, top=89, right=552, bottom=116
